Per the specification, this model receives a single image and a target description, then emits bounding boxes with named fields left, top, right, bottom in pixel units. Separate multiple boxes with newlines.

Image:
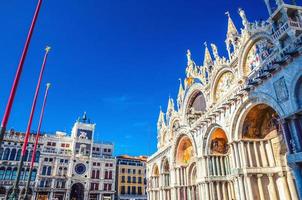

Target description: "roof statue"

left=186, top=49, right=193, bottom=66
left=210, top=43, right=220, bottom=61
left=157, top=107, right=166, bottom=131
left=238, top=8, right=249, bottom=30
left=177, top=78, right=184, bottom=110
left=82, top=112, right=87, bottom=122
left=167, top=97, right=175, bottom=114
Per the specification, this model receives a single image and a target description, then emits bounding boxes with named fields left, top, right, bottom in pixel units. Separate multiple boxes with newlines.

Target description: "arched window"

left=4, top=167, right=12, bottom=180
left=9, top=149, right=16, bottom=161
left=28, top=150, right=33, bottom=162
left=3, top=148, right=10, bottom=160
left=16, top=149, right=21, bottom=161
left=0, top=167, right=5, bottom=179
left=58, top=167, right=62, bottom=176
left=31, top=169, right=37, bottom=181
left=35, top=151, right=40, bottom=162
left=42, top=166, right=47, bottom=175
left=11, top=168, right=17, bottom=180
left=104, top=171, right=108, bottom=179
left=47, top=166, right=52, bottom=176
left=109, top=171, right=112, bottom=179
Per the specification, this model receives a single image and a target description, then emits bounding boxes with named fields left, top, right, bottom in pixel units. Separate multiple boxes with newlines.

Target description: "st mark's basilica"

left=147, top=0, right=302, bottom=200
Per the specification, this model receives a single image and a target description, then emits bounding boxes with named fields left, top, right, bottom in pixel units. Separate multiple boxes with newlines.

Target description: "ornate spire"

left=203, top=42, right=213, bottom=66
left=226, top=11, right=238, bottom=39
left=82, top=112, right=87, bottom=121
left=157, top=107, right=166, bottom=130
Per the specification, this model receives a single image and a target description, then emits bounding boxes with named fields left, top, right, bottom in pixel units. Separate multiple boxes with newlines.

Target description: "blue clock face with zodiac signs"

left=75, top=163, right=86, bottom=175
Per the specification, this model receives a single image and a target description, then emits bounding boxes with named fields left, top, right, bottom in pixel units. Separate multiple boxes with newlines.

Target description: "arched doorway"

left=238, top=103, right=298, bottom=200
left=206, top=128, right=233, bottom=200
left=162, top=158, right=171, bottom=200
left=70, top=183, right=85, bottom=200
left=188, top=163, right=198, bottom=200
left=175, top=135, right=196, bottom=199
left=149, top=164, right=160, bottom=200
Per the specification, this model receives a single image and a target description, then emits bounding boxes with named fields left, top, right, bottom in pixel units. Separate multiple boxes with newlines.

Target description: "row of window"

left=120, top=186, right=144, bottom=195
left=92, top=162, right=113, bottom=167
left=91, top=170, right=113, bottom=179
left=121, top=168, right=143, bottom=174
left=39, top=179, right=66, bottom=188
left=90, top=183, right=112, bottom=191
left=0, top=167, right=36, bottom=181
left=121, top=176, right=144, bottom=184
left=0, top=148, right=40, bottom=162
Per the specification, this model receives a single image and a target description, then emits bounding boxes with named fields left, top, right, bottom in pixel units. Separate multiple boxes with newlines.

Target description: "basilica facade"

left=147, top=1, right=302, bottom=200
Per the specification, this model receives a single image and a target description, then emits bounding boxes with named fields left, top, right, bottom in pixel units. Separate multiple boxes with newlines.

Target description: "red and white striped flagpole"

left=24, top=83, right=51, bottom=200
left=8, top=46, right=51, bottom=200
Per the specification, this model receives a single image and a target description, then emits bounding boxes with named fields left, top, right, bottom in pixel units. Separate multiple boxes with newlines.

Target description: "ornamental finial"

left=46, top=83, right=51, bottom=89
left=45, top=46, right=51, bottom=53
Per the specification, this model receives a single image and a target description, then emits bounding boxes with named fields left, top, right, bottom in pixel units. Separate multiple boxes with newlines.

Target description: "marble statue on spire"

left=157, top=107, right=166, bottom=131
left=177, top=79, right=184, bottom=110
left=210, top=43, right=220, bottom=61
left=238, top=8, right=249, bottom=30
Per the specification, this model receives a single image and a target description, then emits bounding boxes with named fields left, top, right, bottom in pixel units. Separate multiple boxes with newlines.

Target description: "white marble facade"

left=147, top=1, right=302, bottom=199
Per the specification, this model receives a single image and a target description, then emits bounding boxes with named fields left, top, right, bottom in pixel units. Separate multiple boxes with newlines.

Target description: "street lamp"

left=7, top=46, right=51, bottom=200
left=23, top=83, right=51, bottom=200
left=0, top=0, right=43, bottom=149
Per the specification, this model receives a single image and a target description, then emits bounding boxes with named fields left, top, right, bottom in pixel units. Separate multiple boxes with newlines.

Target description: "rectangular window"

left=127, top=186, right=131, bottom=194
left=138, top=187, right=142, bottom=195
left=121, top=186, right=125, bottom=194
left=132, top=186, right=136, bottom=195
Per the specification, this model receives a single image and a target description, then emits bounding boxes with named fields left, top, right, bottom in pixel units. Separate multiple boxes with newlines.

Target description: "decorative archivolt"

left=238, top=32, right=275, bottom=78
left=171, top=132, right=198, bottom=167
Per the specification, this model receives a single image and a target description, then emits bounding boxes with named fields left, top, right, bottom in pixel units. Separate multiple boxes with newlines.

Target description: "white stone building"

left=147, top=0, right=302, bottom=199
left=0, top=113, right=116, bottom=200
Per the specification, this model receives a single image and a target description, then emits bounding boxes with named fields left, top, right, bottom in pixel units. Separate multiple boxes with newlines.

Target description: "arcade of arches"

left=148, top=102, right=299, bottom=200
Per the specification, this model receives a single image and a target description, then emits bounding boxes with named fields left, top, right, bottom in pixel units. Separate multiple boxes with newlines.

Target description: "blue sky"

left=0, top=0, right=270, bottom=156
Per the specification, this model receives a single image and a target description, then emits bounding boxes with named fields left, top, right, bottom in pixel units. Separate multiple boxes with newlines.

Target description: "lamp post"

left=0, top=0, right=43, bottom=149
left=23, top=83, right=51, bottom=200
left=7, top=46, right=51, bottom=200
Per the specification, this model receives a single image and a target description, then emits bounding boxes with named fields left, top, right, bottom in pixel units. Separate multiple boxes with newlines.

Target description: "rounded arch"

left=210, top=67, right=236, bottom=103
left=238, top=32, right=274, bottom=78
left=230, top=92, right=285, bottom=141
left=161, top=157, right=170, bottom=173
left=173, top=134, right=196, bottom=166
left=188, top=162, right=197, bottom=186
left=151, top=163, right=160, bottom=177
left=182, top=84, right=207, bottom=126
left=70, top=183, right=85, bottom=200
left=169, top=116, right=181, bottom=141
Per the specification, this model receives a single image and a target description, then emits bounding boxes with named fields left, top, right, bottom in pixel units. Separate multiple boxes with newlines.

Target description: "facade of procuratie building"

left=147, top=1, right=302, bottom=200
left=0, top=113, right=116, bottom=200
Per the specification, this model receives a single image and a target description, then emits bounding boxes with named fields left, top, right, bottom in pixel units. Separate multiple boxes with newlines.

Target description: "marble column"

left=247, top=142, right=253, bottom=167
left=259, top=141, right=268, bottom=167
left=222, top=182, right=227, bottom=200
left=290, top=163, right=302, bottom=199
left=268, top=174, right=278, bottom=200
left=257, top=174, right=265, bottom=200
left=286, top=171, right=299, bottom=200
left=245, top=175, right=254, bottom=200
left=276, top=173, right=291, bottom=200
left=240, top=141, right=248, bottom=168
left=253, top=142, right=260, bottom=167
left=216, top=182, right=222, bottom=200
left=238, top=176, right=246, bottom=200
